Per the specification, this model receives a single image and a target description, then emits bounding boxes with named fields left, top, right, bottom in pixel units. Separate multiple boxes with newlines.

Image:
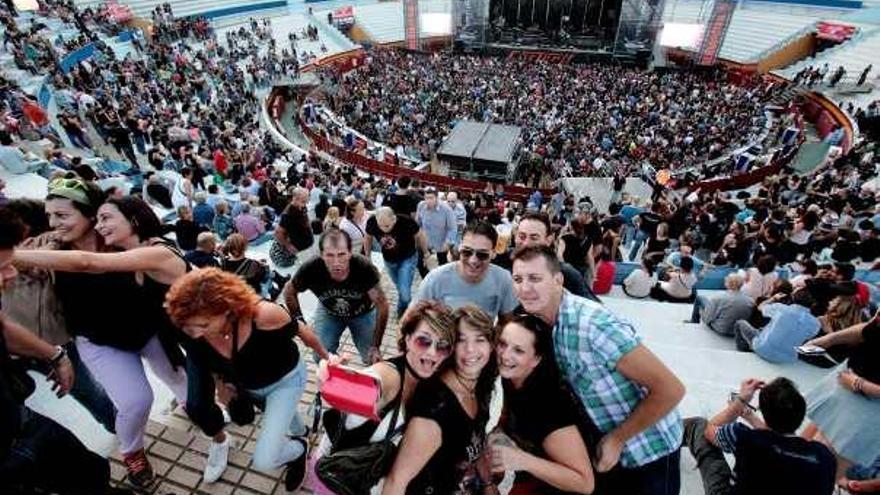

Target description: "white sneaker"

left=203, top=438, right=229, bottom=483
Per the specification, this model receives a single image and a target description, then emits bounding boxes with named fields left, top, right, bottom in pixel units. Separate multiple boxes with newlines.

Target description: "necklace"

left=453, top=371, right=477, bottom=395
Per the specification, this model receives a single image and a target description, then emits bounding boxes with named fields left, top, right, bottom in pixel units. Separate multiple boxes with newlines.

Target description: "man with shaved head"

left=272, top=187, right=315, bottom=268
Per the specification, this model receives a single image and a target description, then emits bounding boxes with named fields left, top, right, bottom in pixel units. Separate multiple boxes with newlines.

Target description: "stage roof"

left=437, top=121, right=521, bottom=164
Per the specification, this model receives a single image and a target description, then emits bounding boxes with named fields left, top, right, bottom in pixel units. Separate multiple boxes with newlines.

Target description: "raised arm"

left=14, top=246, right=182, bottom=281
left=381, top=417, right=442, bottom=495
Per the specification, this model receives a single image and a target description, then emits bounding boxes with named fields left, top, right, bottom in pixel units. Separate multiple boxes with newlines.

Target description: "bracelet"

left=49, top=346, right=67, bottom=367
left=854, top=377, right=865, bottom=396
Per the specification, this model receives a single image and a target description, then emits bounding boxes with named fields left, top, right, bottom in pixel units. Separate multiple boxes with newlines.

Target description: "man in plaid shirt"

left=511, top=246, right=685, bottom=494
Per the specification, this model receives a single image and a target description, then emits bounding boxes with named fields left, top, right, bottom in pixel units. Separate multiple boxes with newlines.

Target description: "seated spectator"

left=734, top=289, right=820, bottom=363
left=682, top=377, right=836, bottom=495
left=174, top=205, right=203, bottom=251
left=650, top=255, right=697, bottom=303
left=220, top=233, right=267, bottom=295
left=192, top=192, right=215, bottom=229
left=818, top=295, right=864, bottom=335
left=741, top=255, right=779, bottom=300
left=805, top=263, right=858, bottom=315
left=184, top=232, right=219, bottom=268
left=688, top=273, right=754, bottom=336
left=790, top=259, right=818, bottom=290
left=144, top=173, right=173, bottom=209
left=212, top=201, right=234, bottom=241
left=234, top=203, right=265, bottom=243
left=623, top=257, right=656, bottom=299
left=592, top=248, right=616, bottom=295
left=643, top=221, right=671, bottom=263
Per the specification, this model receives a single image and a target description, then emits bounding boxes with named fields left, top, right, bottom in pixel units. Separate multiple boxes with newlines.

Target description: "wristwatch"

left=49, top=345, right=67, bottom=367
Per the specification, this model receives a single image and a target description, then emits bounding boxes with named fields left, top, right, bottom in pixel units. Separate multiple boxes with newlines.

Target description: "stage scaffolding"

left=452, top=0, right=491, bottom=49
left=612, top=0, right=665, bottom=57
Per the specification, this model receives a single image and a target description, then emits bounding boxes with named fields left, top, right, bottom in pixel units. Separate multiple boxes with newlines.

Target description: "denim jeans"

left=312, top=304, right=376, bottom=363
left=596, top=449, right=682, bottom=495
left=0, top=407, right=111, bottom=494
left=690, top=295, right=708, bottom=323
left=246, top=361, right=308, bottom=471
left=384, top=253, right=418, bottom=316
left=629, top=229, right=649, bottom=261
left=734, top=320, right=761, bottom=352
left=28, top=342, right=117, bottom=433
left=186, top=358, right=308, bottom=472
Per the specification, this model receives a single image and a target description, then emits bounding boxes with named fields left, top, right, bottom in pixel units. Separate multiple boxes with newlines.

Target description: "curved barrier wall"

left=270, top=47, right=844, bottom=200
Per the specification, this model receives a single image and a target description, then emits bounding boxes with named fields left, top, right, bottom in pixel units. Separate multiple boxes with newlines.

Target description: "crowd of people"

left=1, top=0, right=880, bottom=495
left=326, top=49, right=774, bottom=182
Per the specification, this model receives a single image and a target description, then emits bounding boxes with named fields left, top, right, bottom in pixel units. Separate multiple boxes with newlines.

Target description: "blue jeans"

left=186, top=358, right=307, bottom=470
left=599, top=449, right=681, bottom=495
left=690, top=295, right=708, bottom=323
left=27, top=342, right=117, bottom=433
left=246, top=361, right=308, bottom=472
left=629, top=230, right=649, bottom=261
left=312, top=304, right=376, bottom=363
left=384, top=253, right=417, bottom=316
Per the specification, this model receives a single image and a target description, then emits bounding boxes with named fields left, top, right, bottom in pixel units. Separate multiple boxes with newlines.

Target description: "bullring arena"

left=2, top=0, right=879, bottom=493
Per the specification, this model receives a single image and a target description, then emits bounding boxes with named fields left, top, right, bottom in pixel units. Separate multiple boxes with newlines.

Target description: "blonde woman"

left=323, top=206, right=341, bottom=232
left=819, top=295, right=864, bottom=335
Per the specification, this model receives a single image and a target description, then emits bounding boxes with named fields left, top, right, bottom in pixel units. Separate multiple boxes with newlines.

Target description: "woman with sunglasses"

left=490, top=315, right=595, bottom=495
left=383, top=305, right=498, bottom=495
left=14, top=193, right=189, bottom=490
left=311, top=301, right=457, bottom=494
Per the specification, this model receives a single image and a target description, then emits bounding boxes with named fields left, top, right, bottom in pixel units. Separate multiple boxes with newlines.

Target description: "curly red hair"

left=165, top=267, right=261, bottom=326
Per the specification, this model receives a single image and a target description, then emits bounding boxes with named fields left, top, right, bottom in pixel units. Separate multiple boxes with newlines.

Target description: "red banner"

left=816, top=22, right=856, bottom=43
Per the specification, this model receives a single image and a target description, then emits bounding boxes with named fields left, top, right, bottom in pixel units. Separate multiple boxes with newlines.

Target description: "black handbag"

left=316, top=391, right=404, bottom=495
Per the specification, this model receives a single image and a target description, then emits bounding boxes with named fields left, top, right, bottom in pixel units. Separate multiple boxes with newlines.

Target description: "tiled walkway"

left=110, top=303, right=403, bottom=494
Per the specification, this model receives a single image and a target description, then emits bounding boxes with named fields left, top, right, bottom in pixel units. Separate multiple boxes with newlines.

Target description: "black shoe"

left=283, top=437, right=309, bottom=492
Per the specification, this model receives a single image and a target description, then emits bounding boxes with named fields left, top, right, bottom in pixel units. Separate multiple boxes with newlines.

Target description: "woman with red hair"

left=165, top=268, right=327, bottom=490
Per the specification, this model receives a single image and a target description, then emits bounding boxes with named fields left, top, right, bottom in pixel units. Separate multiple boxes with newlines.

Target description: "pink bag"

left=320, top=365, right=380, bottom=420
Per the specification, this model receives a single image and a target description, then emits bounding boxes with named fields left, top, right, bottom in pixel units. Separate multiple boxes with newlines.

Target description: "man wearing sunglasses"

left=410, top=221, right=518, bottom=324
left=511, top=245, right=685, bottom=495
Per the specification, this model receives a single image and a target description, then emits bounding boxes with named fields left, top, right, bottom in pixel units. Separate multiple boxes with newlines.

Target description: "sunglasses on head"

left=48, top=177, right=88, bottom=192
left=412, top=334, right=452, bottom=357
left=459, top=247, right=491, bottom=261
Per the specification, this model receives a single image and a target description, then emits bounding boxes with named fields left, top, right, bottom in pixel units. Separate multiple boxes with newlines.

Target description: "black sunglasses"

left=459, top=247, right=492, bottom=261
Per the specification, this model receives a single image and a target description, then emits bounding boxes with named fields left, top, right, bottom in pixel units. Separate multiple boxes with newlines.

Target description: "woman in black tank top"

left=165, top=268, right=328, bottom=491
left=15, top=195, right=189, bottom=490
left=311, top=302, right=457, bottom=494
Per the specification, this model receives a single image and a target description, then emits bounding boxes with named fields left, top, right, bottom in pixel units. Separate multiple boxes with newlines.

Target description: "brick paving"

left=111, top=273, right=408, bottom=494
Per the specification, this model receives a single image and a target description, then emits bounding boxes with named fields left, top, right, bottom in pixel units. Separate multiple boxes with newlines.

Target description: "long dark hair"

left=500, top=314, right=561, bottom=392
left=104, top=196, right=164, bottom=241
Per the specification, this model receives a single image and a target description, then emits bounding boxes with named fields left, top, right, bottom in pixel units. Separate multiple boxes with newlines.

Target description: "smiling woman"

left=11, top=193, right=189, bottom=490
left=493, top=315, right=595, bottom=495
left=382, top=305, right=498, bottom=495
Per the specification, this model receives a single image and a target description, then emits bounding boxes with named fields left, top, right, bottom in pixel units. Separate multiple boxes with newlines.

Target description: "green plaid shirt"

left=553, top=291, right=682, bottom=468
